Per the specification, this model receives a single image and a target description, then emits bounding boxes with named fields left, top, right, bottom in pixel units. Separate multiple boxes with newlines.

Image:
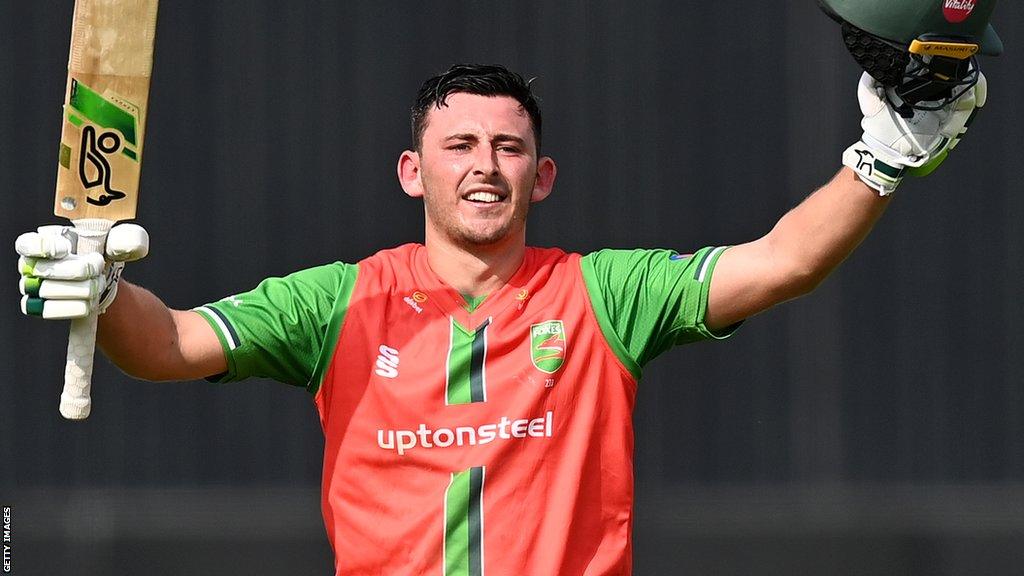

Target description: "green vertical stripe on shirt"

left=445, top=466, right=485, bottom=576
left=447, top=318, right=489, bottom=405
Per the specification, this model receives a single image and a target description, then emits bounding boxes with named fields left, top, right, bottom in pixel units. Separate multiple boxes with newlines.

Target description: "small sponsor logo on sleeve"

left=219, top=295, right=243, bottom=307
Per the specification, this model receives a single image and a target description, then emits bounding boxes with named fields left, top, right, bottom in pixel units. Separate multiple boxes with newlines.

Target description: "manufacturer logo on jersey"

left=375, top=345, right=400, bottom=378
left=943, top=0, right=975, bottom=23
left=530, top=320, right=566, bottom=374
left=220, top=295, right=243, bottom=308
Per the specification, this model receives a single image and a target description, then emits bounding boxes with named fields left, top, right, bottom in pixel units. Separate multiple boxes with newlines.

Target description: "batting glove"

left=843, top=70, right=987, bottom=196
left=16, top=222, right=148, bottom=319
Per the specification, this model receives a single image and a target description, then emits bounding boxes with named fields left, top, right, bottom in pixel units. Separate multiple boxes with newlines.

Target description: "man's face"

left=400, top=93, right=555, bottom=249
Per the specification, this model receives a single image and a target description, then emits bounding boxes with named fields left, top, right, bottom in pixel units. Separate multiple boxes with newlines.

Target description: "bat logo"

left=79, top=125, right=127, bottom=207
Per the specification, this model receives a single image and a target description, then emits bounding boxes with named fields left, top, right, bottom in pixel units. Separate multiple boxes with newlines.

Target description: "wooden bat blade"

left=55, top=0, right=159, bottom=420
left=54, top=0, right=158, bottom=222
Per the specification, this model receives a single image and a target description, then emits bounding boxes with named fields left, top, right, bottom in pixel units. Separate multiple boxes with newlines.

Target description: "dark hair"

left=411, top=64, right=542, bottom=152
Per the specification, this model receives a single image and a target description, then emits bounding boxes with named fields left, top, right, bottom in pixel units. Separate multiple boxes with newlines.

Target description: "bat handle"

left=60, top=219, right=113, bottom=420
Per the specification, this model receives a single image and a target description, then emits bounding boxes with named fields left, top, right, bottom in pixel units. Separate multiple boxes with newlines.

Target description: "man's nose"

left=472, top=145, right=499, bottom=175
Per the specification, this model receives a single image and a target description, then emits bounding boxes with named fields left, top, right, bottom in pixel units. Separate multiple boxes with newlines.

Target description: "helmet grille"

left=841, top=21, right=909, bottom=87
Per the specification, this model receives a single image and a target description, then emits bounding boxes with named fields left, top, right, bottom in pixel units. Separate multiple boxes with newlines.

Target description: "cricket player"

left=15, top=3, right=999, bottom=573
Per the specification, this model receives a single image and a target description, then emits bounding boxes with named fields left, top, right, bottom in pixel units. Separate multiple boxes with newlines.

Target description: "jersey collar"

left=411, top=245, right=534, bottom=329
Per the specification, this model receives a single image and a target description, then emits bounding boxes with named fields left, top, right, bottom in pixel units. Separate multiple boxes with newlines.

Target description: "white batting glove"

left=16, top=222, right=148, bottom=319
left=843, top=71, right=987, bottom=196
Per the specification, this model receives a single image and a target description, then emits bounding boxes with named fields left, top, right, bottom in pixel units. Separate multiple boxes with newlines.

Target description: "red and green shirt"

left=196, top=243, right=733, bottom=575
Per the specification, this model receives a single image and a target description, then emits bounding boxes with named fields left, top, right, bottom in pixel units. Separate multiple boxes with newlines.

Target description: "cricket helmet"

left=819, top=0, right=1001, bottom=112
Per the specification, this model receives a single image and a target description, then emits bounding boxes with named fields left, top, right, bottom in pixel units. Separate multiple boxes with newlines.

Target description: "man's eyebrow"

left=444, top=133, right=480, bottom=142
left=443, top=133, right=526, bottom=142
left=492, top=133, right=526, bottom=145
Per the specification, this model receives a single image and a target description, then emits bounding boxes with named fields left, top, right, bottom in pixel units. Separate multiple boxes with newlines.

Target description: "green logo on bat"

left=60, top=79, right=141, bottom=206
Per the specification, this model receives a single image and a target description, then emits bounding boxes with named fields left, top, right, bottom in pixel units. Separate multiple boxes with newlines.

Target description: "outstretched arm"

left=97, top=281, right=226, bottom=381
left=705, top=72, right=986, bottom=332
left=18, top=224, right=226, bottom=382
left=706, top=168, right=886, bottom=331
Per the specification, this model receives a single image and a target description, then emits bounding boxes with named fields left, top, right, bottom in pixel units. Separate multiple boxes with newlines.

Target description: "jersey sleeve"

left=193, top=262, right=358, bottom=389
left=580, top=247, right=739, bottom=379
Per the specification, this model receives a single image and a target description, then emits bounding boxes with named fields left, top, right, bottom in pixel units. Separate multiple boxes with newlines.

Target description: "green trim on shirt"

left=580, top=246, right=736, bottom=379
left=198, top=246, right=737, bottom=392
left=308, top=266, right=359, bottom=394
left=462, top=294, right=487, bottom=313
left=579, top=257, right=642, bottom=380
left=193, top=305, right=240, bottom=382
left=197, top=262, right=357, bottom=390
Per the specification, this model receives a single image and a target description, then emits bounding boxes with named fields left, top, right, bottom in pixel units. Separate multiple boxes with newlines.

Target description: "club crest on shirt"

left=530, top=320, right=566, bottom=374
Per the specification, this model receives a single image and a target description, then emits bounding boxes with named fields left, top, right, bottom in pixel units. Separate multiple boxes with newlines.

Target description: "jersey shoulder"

left=355, top=243, right=424, bottom=287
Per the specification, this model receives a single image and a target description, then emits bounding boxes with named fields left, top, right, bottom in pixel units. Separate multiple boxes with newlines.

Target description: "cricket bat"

left=54, top=0, right=159, bottom=419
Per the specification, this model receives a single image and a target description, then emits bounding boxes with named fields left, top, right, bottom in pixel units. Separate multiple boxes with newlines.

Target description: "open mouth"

left=461, top=188, right=507, bottom=205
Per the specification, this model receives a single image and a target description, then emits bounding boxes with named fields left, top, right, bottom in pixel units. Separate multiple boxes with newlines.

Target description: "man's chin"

left=453, top=225, right=518, bottom=248
left=457, top=231, right=510, bottom=247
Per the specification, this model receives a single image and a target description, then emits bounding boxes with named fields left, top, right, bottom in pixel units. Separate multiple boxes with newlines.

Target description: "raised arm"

left=17, top=224, right=225, bottom=382
left=705, top=71, right=987, bottom=332
left=706, top=169, right=886, bottom=331
left=97, top=281, right=226, bottom=381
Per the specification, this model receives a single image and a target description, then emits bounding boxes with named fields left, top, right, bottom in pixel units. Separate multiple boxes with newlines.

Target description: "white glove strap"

left=842, top=142, right=905, bottom=196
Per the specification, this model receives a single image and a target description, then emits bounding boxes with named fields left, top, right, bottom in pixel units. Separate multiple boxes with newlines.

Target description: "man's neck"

left=424, top=231, right=526, bottom=299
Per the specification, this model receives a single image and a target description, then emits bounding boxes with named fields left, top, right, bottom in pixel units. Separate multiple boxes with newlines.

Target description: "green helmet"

left=820, top=0, right=1002, bottom=56
left=819, top=0, right=1001, bottom=112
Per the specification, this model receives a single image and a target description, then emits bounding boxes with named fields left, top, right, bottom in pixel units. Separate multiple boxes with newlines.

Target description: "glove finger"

left=960, top=77, right=986, bottom=134
left=20, top=277, right=98, bottom=300
left=106, top=223, right=149, bottom=262
left=15, top=231, right=73, bottom=259
left=871, top=102, right=946, bottom=160
left=940, top=77, right=987, bottom=140
left=19, top=252, right=105, bottom=280
left=940, top=108, right=973, bottom=140
left=20, top=296, right=90, bottom=319
left=974, top=71, right=987, bottom=109
left=857, top=72, right=888, bottom=117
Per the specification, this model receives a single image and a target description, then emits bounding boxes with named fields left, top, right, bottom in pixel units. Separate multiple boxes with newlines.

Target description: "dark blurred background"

left=2, top=1, right=1023, bottom=574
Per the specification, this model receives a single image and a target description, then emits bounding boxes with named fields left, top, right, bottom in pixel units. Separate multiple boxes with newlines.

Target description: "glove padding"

left=843, top=71, right=987, bottom=196
left=16, top=223, right=148, bottom=319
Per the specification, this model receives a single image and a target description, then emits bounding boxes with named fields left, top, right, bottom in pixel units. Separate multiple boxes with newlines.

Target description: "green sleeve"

left=193, top=262, right=358, bottom=391
left=580, top=247, right=739, bottom=379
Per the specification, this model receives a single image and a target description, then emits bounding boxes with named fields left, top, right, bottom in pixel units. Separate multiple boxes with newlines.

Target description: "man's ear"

left=531, top=156, right=557, bottom=203
left=398, top=150, right=424, bottom=198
